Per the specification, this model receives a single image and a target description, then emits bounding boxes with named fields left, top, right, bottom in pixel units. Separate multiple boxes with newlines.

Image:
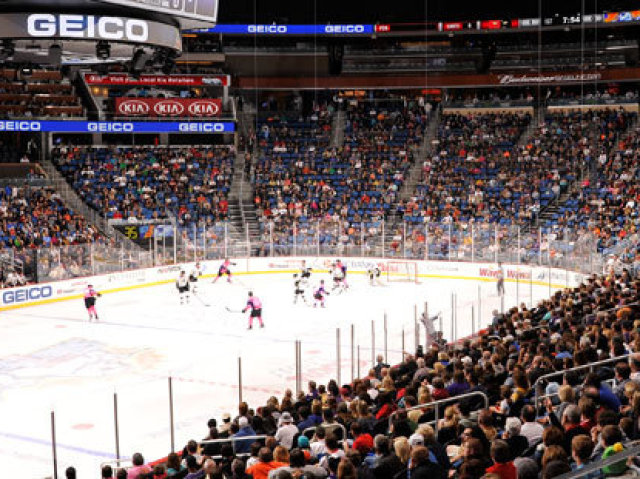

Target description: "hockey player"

left=314, top=280, right=329, bottom=308
left=176, top=270, right=190, bottom=305
left=331, top=263, right=346, bottom=293
left=368, top=266, right=383, bottom=286
left=300, top=260, right=312, bottom=283
left=84, top=284, right=102, bottom=321
left=212, top=258, right=236, bottom=283
left=189, top=262, right=202, bottom=294
left=293, top=274, right=308, bottom=304
left=336, top=259, right=348, bottom=289
left=496, top=261, right=505, bottom=296
left=242, top=291, right=263, bottom=329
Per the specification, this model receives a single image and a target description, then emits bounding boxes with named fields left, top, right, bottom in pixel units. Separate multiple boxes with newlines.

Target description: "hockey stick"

left=225, top=306, right=244, bottom=313
left=192, top=292, right=210, bottom=307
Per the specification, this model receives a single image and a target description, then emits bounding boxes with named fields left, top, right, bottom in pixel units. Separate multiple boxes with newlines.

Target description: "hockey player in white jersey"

left=331, top=263, right=346, bottom=293
left=189, top=262, right=202, bottom=294
left=176, top=270, right=190, bottom=305
left=368, top=266, right=383, bottom=286
left=293, top=274, right=308, bottom=304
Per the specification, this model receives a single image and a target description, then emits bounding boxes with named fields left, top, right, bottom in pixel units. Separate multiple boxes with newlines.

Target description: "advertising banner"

left=85, top=74, right=230, bottom=87
left=115, top=97, right=222, bottom=117
left=0, top=120, right=235, bottom=133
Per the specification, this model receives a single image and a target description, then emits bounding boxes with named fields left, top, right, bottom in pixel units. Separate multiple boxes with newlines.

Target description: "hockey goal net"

left=386, top=261, right=419, bottom=283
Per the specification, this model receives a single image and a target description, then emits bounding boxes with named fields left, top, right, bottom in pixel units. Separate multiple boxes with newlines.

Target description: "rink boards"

left=0, top=257, right=589, bottom=311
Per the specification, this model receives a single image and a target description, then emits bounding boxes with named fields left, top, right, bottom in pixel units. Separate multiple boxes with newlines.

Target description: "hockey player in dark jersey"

left=314, top=280, right=329, bottom=308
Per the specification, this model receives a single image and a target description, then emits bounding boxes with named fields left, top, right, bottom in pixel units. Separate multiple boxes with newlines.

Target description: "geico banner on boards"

left=1, top=284, right=54, bottom=306
left=115, top=98, right=222, bottom=117
left=0, top=13, right=181, bottom=50
left=0, top=120, right=235, bottom=133
left=85, top=74, right=230, bottom=87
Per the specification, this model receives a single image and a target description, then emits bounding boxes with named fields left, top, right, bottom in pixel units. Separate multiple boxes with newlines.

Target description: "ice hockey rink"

left=0, top=264, right=561, bottom=477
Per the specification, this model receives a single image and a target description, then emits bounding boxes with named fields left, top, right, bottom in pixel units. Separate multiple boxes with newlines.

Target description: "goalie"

left=368, top=266, right=383, bottom=286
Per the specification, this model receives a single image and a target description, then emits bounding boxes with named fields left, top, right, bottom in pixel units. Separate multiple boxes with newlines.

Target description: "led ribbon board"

left=0, top=121, right=236, bottom=133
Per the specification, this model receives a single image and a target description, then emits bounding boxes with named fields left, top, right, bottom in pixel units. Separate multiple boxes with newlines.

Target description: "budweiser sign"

left=116, top=98, right=222, bottom=118
left=86, top=73, right=230, bottom=87
left=498, top=73, right=602, bottom=85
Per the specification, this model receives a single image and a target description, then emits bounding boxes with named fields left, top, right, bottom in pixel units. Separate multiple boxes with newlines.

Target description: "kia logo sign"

left=118, top=99, right=150, bottom=116
left=188, top=100, right=220, bottom=116
left=154, top=100, right=184, bottom=116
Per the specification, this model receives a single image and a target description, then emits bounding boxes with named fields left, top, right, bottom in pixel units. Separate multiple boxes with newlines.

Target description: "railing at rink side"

left=387, top=392, right=489, bottom=432
left=302, top=424, right=349, bottom=442
left=532, top=354, right=629, bottom=409
left=20, top=216, right=630, bottom=285
left=553, top=441, right=640, bottom=479
left=198, top=435, right=269, bottom=460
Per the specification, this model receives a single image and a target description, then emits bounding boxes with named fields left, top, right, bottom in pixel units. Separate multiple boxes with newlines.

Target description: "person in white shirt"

left=310, top=426, right=328, bottom=458
left=520, top=405, right=544, bottom=446
left=274, top=412, right=298, bottom=450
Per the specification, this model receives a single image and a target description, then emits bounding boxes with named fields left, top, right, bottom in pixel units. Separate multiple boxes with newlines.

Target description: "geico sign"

left=154, top=100, right=185, bottom=116
left=27, top=14, right=149, bottom=42
left=188, top=101, right=220, bottom=116
left=178, top=123, right=225, bottom=132
left=3, top=285, right=53, bottom=305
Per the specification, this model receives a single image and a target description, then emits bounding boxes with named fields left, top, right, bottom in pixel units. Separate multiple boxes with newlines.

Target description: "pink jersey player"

left=242, top=292, right=263, bottom=329
left=84, top=284, right=101, bottom=321
left=212, top=258, right=235, bottom=283
left=313, top=280, right=329, bottom=308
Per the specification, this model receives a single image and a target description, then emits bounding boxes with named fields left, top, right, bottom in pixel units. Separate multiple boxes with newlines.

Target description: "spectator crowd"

left=99, top=265, right=640, bottom=479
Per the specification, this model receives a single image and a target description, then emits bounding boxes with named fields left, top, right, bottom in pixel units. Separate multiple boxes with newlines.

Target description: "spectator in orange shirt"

left=246, top=447, right=287, bottom=479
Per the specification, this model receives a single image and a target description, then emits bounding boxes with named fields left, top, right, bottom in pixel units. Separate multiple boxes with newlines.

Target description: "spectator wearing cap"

left=127, top=452, right=151, bottom=479
left=275, top=411, right=299, bottom=449
left=218, top=413, right=232, bottom=437
left=233, top=416, right=257, bottom=454
left=502, top=417, right=528, bottom=460
left=485, top=440, right=517, bottom=479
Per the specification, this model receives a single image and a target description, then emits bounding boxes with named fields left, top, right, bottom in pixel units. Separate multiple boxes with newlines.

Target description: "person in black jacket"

left=409, top=446, right=446, bottom=479
left=371, top=435, right=404, bottom=479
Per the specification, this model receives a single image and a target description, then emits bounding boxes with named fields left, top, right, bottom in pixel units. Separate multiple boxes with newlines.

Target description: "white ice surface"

left=0, top=271, right=552, bottom=478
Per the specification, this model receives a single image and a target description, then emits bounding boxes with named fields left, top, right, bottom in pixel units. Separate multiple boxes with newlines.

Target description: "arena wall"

left=0, top=257, right=589, bottom=311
